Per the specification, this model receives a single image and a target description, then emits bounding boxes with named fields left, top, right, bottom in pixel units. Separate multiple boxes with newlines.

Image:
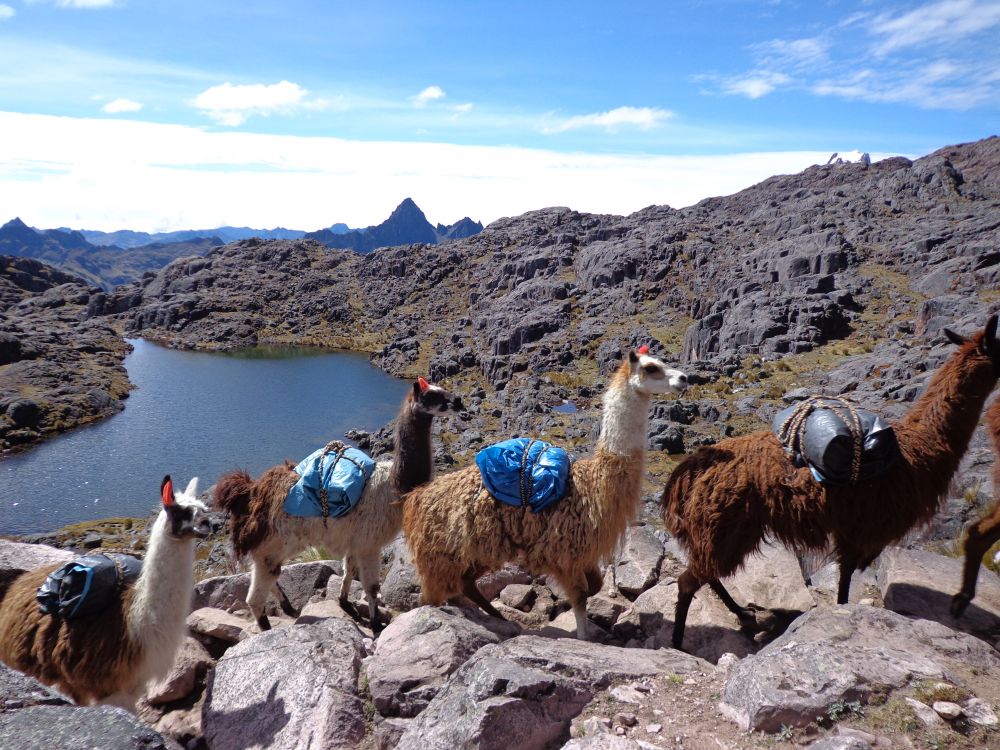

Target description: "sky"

left=0, top=0, right=997, bottom=232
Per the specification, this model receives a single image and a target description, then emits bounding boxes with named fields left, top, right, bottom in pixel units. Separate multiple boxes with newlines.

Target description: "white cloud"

left=0, top=5, right=14, bottom=20
left=0, top=111, right=896, bottom=233
left=453, top=103, right=474, bottom=113
left=102, top=97, right=143, bottom=114
left=190, top=80, right=325, bottom=126
left=54, top=0, right=116, bottom=7
left=751, top=37, right=828, bottom=68
left=871, top=0, right=1000, bottom=56
left=413, top=85, right=446, bottom=107
left=812, top=60, right=991, bottom=109
left=543, top=106, right=672, bottom=134
left=721, top=72, right=791, bottom=99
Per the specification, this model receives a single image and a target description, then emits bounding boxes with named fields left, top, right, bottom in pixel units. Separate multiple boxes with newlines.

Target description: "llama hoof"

left=736, top=609, right=761, bottom=632
left=950, top=593, right=972, bottom=618
left=256, top=615, right=272, bottom=632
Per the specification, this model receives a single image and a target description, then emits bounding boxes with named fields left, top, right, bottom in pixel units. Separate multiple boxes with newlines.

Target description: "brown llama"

left=0, top=476, right=211, bottom=710
left=952, top=394, right=1000, bottom=617
left=662, top=315, right=1000, bottom=650
left=403, top=349, right=688, bottom=640
left=214, top=379, right=463, bottom=632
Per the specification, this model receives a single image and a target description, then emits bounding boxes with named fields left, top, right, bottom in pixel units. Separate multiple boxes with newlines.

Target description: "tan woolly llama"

left=215, top=379, right=463, bottom=632
left=403, top=348, right=688, bottom=640
left=0, top=476, right=211, bottom=710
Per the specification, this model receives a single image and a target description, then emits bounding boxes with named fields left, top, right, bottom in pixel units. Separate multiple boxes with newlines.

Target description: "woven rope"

left=776, top=395, right=865, bottom=484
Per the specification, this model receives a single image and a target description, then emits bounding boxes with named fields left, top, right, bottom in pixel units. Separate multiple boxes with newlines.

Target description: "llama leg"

left=101, top=688, right=139, bottom=713
left=339, top=555, right=355, bottom=607
left=247, top=559, right=278, bottom=631
left=585, top=566, right=604, bottom=597
left=461, top=568, right=506, bottom=620
left=563, top=572, right=598, bottom=641
left=356, top=553, right=384, bottom=633
left=836, top=554, right=858, bottom=605
left=709, top=580, right=759, bottom=631
left=953, top=513, right=1000, bottom=616
left=673, top=568, right=703, bottom=651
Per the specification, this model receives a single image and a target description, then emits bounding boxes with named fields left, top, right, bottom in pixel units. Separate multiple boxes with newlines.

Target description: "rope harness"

left=776, top=395, right=865, bottom=485
left=317, top=440, right=368, bottom=518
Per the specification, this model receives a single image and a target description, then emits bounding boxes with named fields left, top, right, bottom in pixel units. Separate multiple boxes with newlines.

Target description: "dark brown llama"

left=952, top=394, right=1000, bottom=617
left=662, top=315, right=1000, bottom=650
left=214, top=379, right=463, bottom=632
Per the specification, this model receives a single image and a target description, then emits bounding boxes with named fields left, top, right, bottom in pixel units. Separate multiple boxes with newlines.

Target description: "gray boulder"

left=612, top=525, right=664, bottom=598
left=0, top=664, right=172, bottom=750
left=0, top=540, right=73, bottom=594
left=190, top=560, right=340, bottom=613
left=202, top=618, right=366, bottom=750
left=722, top=542, right=815, bottom=613
left=365, top=605, right=515, bottom=718
left=875, top=547, right=1000, bottom=643
left=396, top=635, right=709, bottom=750
left=720, top=604, right=1000, bottom=732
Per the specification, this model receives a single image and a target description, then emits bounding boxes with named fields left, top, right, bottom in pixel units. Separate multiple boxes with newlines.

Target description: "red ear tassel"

left=161, top=477, right=174, bottom=507
left=417, top=377, right=430, bottom=393
left=637, top=345, right=650, bottom=355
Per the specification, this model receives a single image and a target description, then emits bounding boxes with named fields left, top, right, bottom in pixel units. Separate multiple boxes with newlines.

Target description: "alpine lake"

left=1, top=339, right=408, bottom=536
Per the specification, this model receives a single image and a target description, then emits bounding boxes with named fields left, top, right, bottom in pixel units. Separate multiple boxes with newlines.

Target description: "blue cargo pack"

left=36, top=553, right=142, bottom=620
left=476, top=437, right=571, bottom=513
left=284, top=440, right=376, bottom=518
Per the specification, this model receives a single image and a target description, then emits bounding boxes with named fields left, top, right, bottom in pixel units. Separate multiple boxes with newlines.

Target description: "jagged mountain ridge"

left=304, top=198, right=484, bottom=252
left=77, top=226, right=307, bottom=248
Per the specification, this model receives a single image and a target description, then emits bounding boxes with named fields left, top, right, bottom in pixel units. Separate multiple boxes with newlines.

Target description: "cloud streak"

left=543, top=106, right=672, bottom=134
left=0, top=111, right=895, bottom=232
left=101, top=97, right=143, bottom=114
left=0, top=5, right=14, bottom=20
left=871, top=0, right=1000, bottom=56
left=413, top=85, right=445, bottom=107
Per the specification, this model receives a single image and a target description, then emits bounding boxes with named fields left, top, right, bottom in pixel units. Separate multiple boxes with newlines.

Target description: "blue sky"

left=0, top=1, right=997, bottom=230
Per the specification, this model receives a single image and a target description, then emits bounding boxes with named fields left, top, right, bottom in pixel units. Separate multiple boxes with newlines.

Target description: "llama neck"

left=390, top=405, right=434, bottom=495
left=597, top=382, right=651, bottom=457
left=127, top=512, right=195, bottom=640
left=896, top=344, right=996, bottom=478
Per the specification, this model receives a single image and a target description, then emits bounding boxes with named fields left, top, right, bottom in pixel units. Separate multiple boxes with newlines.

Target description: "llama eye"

left=642, top=364, right=661, bottom=375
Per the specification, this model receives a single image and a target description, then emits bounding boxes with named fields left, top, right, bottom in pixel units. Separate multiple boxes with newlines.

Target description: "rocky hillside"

left=95, top=137, right=1000, bottom=526
left=0, top=256, right=132, bottom=453
left=0, top=218, right=223, bottom=290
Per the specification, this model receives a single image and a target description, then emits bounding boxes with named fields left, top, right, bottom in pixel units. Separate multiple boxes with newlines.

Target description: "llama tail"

left=660, top=458, right=696, bottom=543
left=214, top=470, right=254, bottom=516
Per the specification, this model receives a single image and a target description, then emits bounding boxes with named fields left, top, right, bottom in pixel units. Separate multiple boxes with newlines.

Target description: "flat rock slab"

left=0, top=704, right=172, bottom=750
left=365, top=605, right=515, bottom=718
left=0, top=662, right=68, bottom=708
left=612, top=579, right=754, bottom=662
left=720, top=604, right=1000, bottom=732
left=202, top=618, right=365, bottom=750
left=722, top=542, right=815, bottom=613
left=146, top=636, right=214, bottom=705
left=0, top=540, right=73, bottom=592
left=876, top=547, right=1000, bottom=644
left=396, top=635, right=709, bottom=750
left=187, top=607, right=251, bottom=644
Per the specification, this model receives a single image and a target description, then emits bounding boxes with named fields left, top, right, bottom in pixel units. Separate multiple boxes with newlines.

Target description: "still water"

left=1, top=339, right=407, bottom=535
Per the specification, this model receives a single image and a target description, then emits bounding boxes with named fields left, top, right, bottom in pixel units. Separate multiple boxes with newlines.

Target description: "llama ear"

left=161, top=475, right=175, bottom=507
left=417, top=377, right=430, bottom=393
left=943, top=328, right=967, bottom=347
left=628, top=350, right=639, bottom=364
left=184, top=477, right=199, bottom=499
left=986, top=314, right=998, bottom=348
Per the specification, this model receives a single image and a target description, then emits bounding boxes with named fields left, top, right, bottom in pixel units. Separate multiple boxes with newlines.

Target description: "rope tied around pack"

left=777, top=395, right=866, bottom=484
left=283, top=440, right=376, bottom=519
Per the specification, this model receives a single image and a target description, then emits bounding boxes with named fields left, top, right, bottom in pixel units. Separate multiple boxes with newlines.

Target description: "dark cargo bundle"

left=772, top=396, right=900, bottom=486
left=36, top=553, right=142, bottom=619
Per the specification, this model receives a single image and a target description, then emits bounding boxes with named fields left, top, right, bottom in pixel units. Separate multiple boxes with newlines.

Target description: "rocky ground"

left=1, top=255, right=132, bottom=453
left=1, top=525, right=998, bottom=750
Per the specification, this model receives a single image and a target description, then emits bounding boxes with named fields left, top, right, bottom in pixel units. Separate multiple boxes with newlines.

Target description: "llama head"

left=160, top=475, right=213, bottom=541
left=944, top=313, right=1000, bottom=375
left=625, top=346, right=688, bottom=395
left=411, top=377, right=465, bottom=416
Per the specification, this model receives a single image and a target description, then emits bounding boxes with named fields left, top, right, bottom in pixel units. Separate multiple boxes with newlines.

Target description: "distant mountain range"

left=304, top=198, right=483, bottom=253
left=0, top=199, right=482, bottom=289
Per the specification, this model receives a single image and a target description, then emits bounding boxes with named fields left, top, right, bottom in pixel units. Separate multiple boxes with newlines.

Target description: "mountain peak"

left=2, top=217, right=29, bottom=230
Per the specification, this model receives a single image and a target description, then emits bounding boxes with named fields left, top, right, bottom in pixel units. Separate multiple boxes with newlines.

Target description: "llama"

left=214, top=378, right=463, bottom=632
left=0, top=476, right=210, bottom=710
left=952, top=394, right=1000, bottom=617
left=403, top=348, right=688, bottom=640
left=662, top=315, right=1000, bottom=650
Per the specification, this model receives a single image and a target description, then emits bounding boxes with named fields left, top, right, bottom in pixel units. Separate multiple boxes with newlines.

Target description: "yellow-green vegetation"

left=913, top=681, right=972, bottom=706
left=864, top=697, right=922, bottom=733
